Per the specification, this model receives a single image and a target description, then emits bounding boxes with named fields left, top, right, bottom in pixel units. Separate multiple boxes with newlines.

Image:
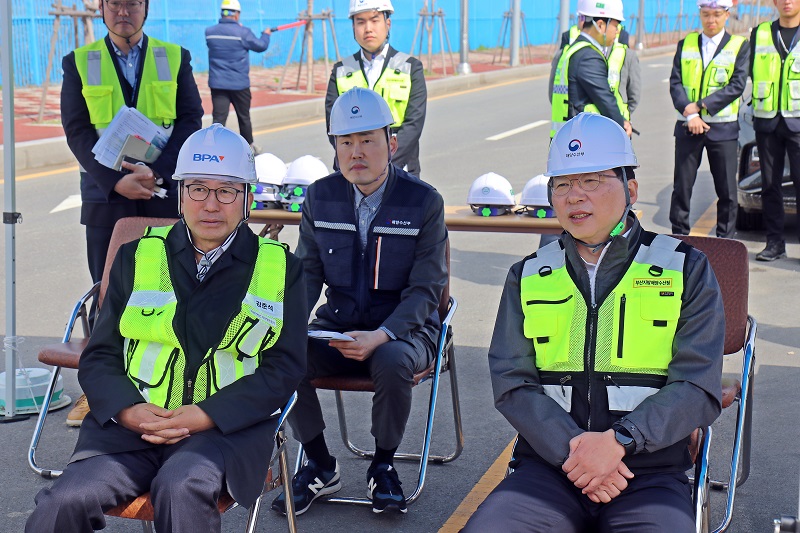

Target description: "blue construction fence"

left=1, top=0, right=778, bottom=87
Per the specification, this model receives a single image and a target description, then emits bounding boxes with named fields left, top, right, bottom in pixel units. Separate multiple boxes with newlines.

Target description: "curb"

left=2, top=44, right=677, bottom=174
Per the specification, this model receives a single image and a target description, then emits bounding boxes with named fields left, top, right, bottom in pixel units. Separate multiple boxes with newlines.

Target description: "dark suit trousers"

left=211, top=88, right=254, bottom=145
left=755, top=121, right=800, bottom=244
left=26, top=435, right=226, bottom=533
left=463, top=458, right=694, bottom=533
left=289, top=336, right=434, bottom=451
left=670, top=131, right=738, bottom=238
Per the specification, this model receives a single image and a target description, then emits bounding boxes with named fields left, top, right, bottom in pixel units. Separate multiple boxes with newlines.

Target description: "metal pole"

left=510, top=0, right=521, bottom=66
left=1, top=0, right=27, bottom=422
left=559, top=0, right=570, bottom=34
left=306, top=0, right=314, bottom=94
left=637, top=0, right=645, bottom=50
left=457, top=0, right=471, bottom=74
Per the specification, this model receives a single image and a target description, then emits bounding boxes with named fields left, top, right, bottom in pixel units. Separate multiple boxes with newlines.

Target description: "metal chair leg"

left=28, top=366, right=64, bottom=478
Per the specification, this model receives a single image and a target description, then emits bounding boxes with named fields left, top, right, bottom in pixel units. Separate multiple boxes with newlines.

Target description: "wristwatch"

left=613, top=425, right=636, bottom=456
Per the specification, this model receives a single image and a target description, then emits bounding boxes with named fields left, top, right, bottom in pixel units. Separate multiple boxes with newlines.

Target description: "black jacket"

left=74, top=223, right=307, bottom=507
left=670, top=31, right=749, bottom=142
left=325, top=46, right=427, bottom=173
left=61, top=35, right=203, bottom=227
left=296, top=166, right=447, bottom=348
left=567, top=36, right=626, bottom=127
left=749, top=21, right=800, bottom=133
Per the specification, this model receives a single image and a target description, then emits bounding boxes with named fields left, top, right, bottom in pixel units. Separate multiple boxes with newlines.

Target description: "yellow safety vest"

left=74, top=36, right=181, bottom=132
left=752, top=21, right=800, bottom=118
left=335, top=52, right=413, bottom=127
left=519, top=235, right=685, bottom=413
left=119, top=225, right=287, bottom=409
left=568, top=25, right=580, bottom=45
left=551, top=41, right=604, bottom=138
left=679, top=32, right=745, bottom=123
left=607, top=42, right=630, bottom=120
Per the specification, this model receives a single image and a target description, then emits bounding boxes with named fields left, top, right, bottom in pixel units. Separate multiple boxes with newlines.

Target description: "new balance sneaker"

left=367, top=463, right=407, bottom=514
left=271, top=458, right=341, bottom=516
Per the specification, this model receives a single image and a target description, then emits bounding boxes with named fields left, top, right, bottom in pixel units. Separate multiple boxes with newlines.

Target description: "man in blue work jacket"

left=206, top=0, right=271, bottom=153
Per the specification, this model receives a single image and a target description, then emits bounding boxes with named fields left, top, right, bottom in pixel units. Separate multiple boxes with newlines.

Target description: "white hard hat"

left=577, top=0, right=625, bottom=21
left=173, top=124, right=256, bottom=184
left=329, top=87, right=395, bottom=136
left=697, top=0, right=732, bottom=8
left=468, top=172, right=515, bottom=216
left=280, top=155, right=329, bottom=212
left=221, top=0, right=241, bottom=11
left=519, top=174, right=556, bottom=218
left=349, top=0, right=394, bottom=18
left=545, top=113, right=638, bottom=177
left=254, top=153, right=287, bottom=186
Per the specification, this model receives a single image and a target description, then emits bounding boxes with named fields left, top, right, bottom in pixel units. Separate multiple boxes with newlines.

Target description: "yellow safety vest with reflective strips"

left=607, top=42, right=630, bottom=120
left=335, top=52, right=413, bottom=127
left=752, top=21, right=800, bottom=119
left=519, top=236, right=685, bottom=413
left=679, top=32, right=745, bottom=123
left=568, top=25, right=580, bottom=44
left=74, top=37, right=181, bottom=132
left=119, top=225, right=287, bottom=409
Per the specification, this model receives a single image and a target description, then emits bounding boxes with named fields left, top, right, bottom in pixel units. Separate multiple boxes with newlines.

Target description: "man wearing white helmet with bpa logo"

left=273, top=87, right=446, bottom=516
left=464, top=113, right=724, bottom=532
left=26, top=124, right=306, bottom=533
left=326, top=0, right=427, bottom=177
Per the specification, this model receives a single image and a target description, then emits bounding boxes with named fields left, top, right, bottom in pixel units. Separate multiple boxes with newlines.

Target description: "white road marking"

left=662, top=78, right=670, bottom=83
left=486, top=120, right=549, bottom=141
left=648, top=63, right=670, bottom=68
left=50, top=194, right=82, bottom=213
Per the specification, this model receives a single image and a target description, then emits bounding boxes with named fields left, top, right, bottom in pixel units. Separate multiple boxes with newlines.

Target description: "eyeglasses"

left=105, top=1, right=145, bottom=14
left=185, top=184, right=243, bottom=204
left=550, top=173, right=618, bottom=196
left=699, top=10, right=727, bottom=20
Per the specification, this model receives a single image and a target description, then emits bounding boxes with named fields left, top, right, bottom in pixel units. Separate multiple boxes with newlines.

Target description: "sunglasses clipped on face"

left=185, top=184, right=243, bottom=204
left=105, top=0, right=145, bottom=13
left=550, top=173, right=618, bottom=196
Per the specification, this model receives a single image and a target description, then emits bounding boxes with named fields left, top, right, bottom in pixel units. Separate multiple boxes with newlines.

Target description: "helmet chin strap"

left=574, top=168, right=631, bottom=254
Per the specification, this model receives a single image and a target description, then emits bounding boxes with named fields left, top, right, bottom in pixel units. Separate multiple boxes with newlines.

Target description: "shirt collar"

left=701, top=29, right=725, bottom=47
left=353, top=175, right=389, bottom=208
left=580, top=32, right=609, bottom=55
left=361, top=43, right=389, bottom=64
left=110, top=36, right=144, bottom=57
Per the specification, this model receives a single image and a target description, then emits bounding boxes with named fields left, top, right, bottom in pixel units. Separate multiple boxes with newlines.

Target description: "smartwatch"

left=613, top=425, right=636, bottom=456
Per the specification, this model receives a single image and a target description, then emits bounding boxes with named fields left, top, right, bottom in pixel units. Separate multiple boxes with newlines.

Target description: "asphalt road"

left=1, top=53, right=799, bottom=533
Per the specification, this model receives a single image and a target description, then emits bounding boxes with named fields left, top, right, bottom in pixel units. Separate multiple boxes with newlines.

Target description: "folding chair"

left=298, top=240, right=462, bottom=506
left=672, top=236, right=756, bottom=533
left=28, top=216, right=178, bottom=479
left=105, top=392, right=299, bottom=533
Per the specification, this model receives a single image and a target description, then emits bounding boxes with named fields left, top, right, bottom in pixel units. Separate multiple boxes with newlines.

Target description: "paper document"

left=112, top=134, right=163, bottom=171
left=307, top=331, right=355, bottom=341
left=92, top=106, right=170, bottom=170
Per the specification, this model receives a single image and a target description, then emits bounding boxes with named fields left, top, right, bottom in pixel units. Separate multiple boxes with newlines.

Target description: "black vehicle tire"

left=736, top=206, right=763, bottom=231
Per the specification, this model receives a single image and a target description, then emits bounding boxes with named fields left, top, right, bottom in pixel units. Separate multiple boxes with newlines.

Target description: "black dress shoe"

left=756, top=241, right=787, bottom=261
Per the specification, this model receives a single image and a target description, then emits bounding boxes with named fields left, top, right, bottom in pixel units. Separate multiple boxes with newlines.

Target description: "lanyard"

left=777, top=26, right=800, bottom=55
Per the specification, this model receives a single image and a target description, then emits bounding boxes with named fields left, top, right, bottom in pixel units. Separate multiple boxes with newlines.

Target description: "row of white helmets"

left=468, top=173, right=554, bottom=219
left=253, top=153, right=329, bottom=212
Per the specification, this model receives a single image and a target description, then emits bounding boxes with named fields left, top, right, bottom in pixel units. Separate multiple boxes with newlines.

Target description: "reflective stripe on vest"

left=75, top=37, right=180, bottom=132
left=551, top=41, right=605, bottom=138
left=119, top=225, right=287, bottom=409
left=752, top=21, right=800, bottom=118
left=679, top=32, right=744, bottom=123
left=519, top=236, right=686, bottom=412
left=607, top=42, right=630, bottom=121
left=335, top=52, right=413, bottom=127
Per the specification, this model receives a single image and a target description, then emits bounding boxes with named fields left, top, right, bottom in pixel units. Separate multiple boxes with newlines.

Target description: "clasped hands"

left=562, top=429, right=635, bottom=504
left=117, top=403, right=215, bottom=445
left=683, top=102, right=711, bottom=135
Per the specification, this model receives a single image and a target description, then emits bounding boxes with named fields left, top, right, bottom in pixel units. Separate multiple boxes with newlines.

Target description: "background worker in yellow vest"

left=25, top=124, right=307, bottom=533
left=550, top=0, right=634, bottom=139
left=463, top=113, right=724, bottom=533
left=550, top=14, right=641, bottom=123
left=60, top=0, right=203, bottom=427
left=748, top=0, right=800, bottom=261
left=325, top=0, right=427, bottom=177
left=669, top=0, right=748, bottom=239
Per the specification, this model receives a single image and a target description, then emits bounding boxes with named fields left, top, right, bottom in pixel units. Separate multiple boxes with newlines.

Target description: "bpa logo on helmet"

left=193, top=153, right=226, bottom=162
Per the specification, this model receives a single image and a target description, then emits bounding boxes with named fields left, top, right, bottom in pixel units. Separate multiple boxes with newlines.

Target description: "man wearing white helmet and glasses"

left=273, top=87, right=447, bottom=516
left=551, top=0, right=634, bottom=139
left=669, top=0, right=748, bottom=239
left=326, top=0, right=427, bottom=177
left=464, top=113, right=724, bottom=532
left=26, top=124, right=306, bottom=533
